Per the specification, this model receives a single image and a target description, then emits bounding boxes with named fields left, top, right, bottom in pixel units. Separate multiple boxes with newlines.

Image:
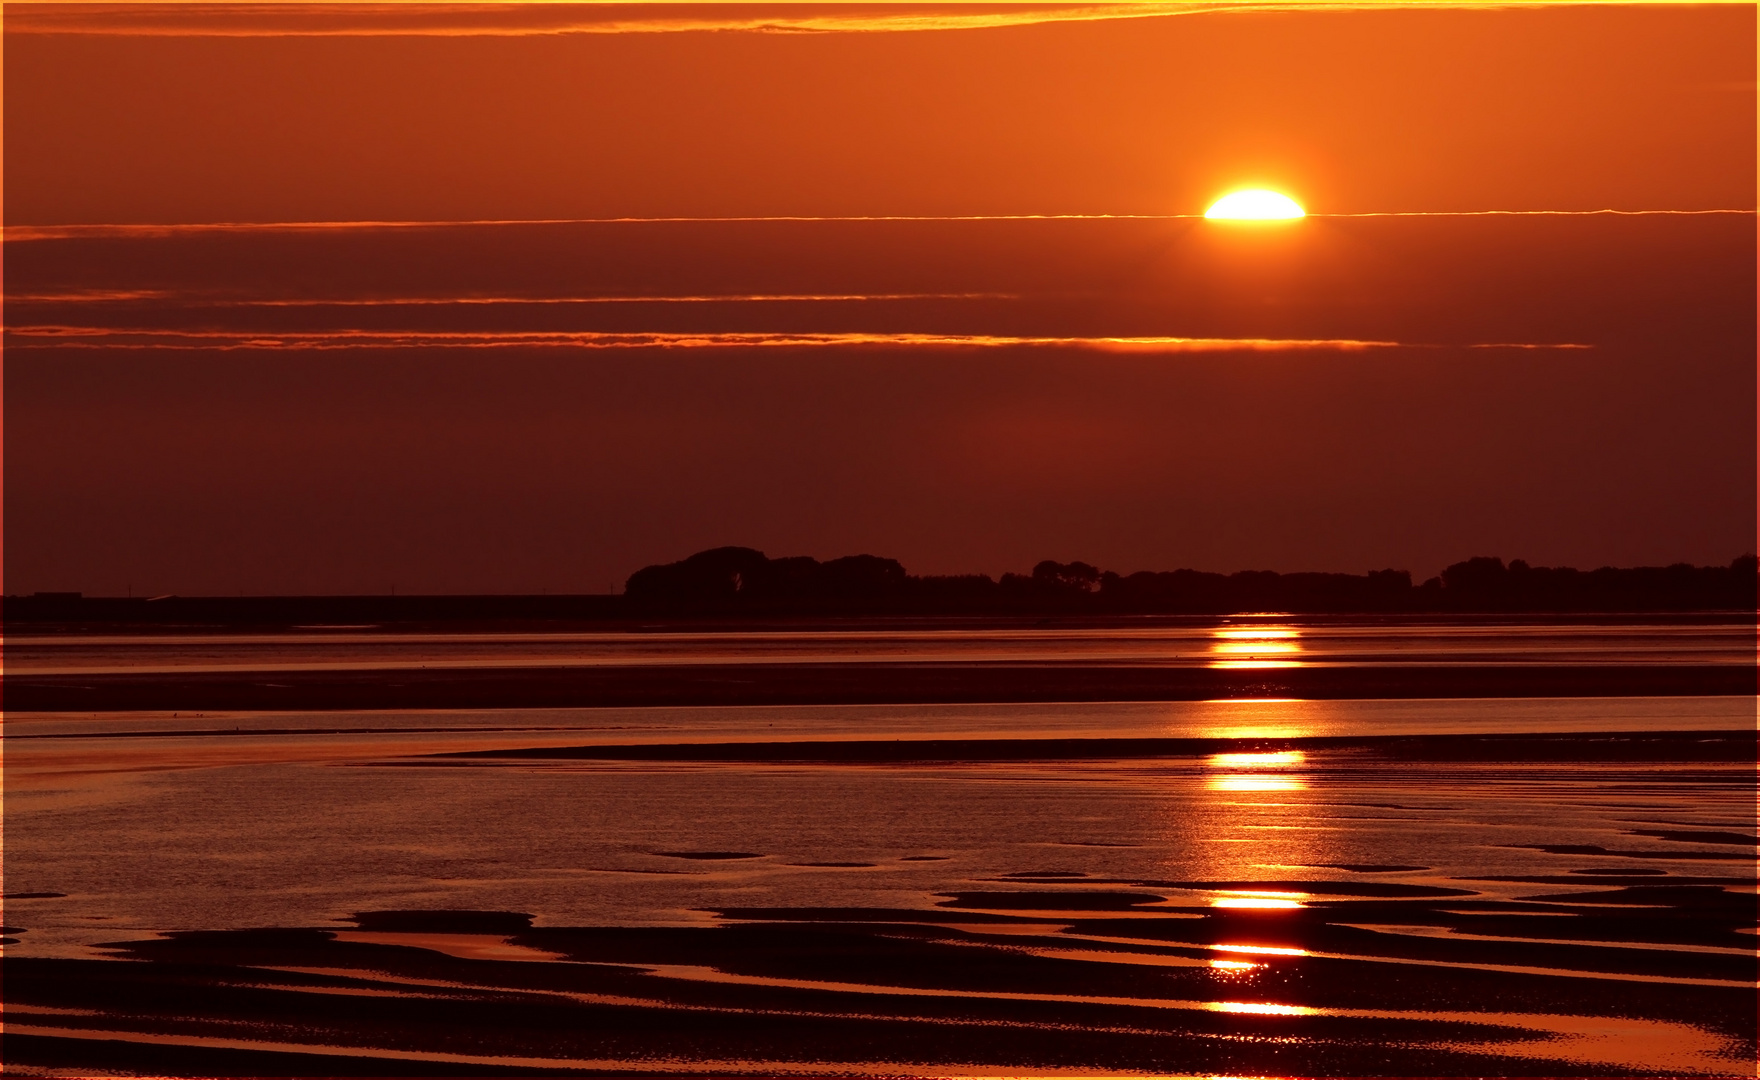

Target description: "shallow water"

left=5, top=696, right=1754, bottom=949
left=3, top=692, right=1754, bottom=1075
left=9, top=620, right=1755, bottom=675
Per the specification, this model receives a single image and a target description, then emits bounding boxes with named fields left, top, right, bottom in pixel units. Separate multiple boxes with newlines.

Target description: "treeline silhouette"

left=7, top=551, right=1754, bottom=628
left=623, top=547, right=1759, bottom=615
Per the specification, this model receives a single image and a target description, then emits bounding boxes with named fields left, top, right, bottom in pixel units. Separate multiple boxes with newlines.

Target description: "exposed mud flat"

left=4, top=693, right=1753, bottom=1075
left=6, top=878, right=1755, bottom=1077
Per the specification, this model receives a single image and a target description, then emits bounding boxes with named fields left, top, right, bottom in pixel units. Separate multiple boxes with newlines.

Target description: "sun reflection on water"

left=1195, top=696, right=1318, bottom=741
left=1211, top=642, right=1301, bottom=656
left=1210, top=751, right=1305, bottom=768
left=1208, top=775, right=1305, bottom=791
left=1207, top=749, right=1307, bottom=791
left=1211, top=891, right=1308, bottom=909
left=1209, top=1000, right=1317, bottom=1015
left=1208, top=624, right=1304, bottom=669
left=1212, top=944, right=1308, bottom=956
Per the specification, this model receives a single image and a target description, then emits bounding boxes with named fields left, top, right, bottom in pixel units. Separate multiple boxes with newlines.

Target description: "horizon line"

left=7, top=208, right=1753, bottom=241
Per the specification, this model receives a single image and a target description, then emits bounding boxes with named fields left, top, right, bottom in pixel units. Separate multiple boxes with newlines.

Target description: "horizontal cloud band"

left=7, top=292, right=1019, bottom=307
left=8, top=2, right=1699, bottom=39
left=5, top=327, right=1590, bottom=352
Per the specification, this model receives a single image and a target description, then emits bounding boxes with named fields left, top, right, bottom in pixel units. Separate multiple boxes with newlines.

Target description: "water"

left=2, top=627, right=1754, bottom=1075
left=5, top=699, right=1754, bottom=946
left=8, top=619, right=1754, bottom=675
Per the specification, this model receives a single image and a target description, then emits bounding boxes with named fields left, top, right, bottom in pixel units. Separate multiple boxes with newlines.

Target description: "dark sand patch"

left=652, top=851, right=765, bottom=861
left=11, top=895, right=1749, bottom=1078
left=1156, top=880, right=1475, bottom=899
left=937, top=891, right=1167, bottom=911
left=350, top=910, right=534, bottom=934
left=434, top=730, right=1759, bottom=765
left=1052, top=841, right=1141, bottom=848
left=1510, top=843, right=1756, bottom=861
left=715, top=906, right=1036, bottom=924
left=4, top=891, right=67, bottom=899
left=1513, top=885, right=1756, bottom=908
left=2, top=1034, right=616, bottom=1077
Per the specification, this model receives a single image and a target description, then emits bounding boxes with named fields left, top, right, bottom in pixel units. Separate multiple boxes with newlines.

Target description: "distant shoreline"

left=10, top=552, right=1755, bottom=628
left=7, top=661, right=1752, bottom=713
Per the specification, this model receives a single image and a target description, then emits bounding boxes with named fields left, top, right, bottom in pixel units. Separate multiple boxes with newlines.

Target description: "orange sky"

left=4, top=4, right=1755, bottom=594
left=8, top=3, right=1753, bottom=224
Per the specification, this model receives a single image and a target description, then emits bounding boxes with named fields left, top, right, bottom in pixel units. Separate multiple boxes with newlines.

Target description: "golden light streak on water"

left=1208, top=625, right=1304, bottom=670
left=1209, top=752, right=1306, bottom=768
left=1209, top=1001, right=1317, bottom=1015
left=1211, top=642, right=1301, bottom=656
left=1208, top=776, right=1307, bottom=791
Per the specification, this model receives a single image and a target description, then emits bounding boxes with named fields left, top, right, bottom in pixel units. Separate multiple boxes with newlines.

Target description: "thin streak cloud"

left=1318, top=209, right=1756, bottom=217
left=2, top=289, right=175, bottom=302
left=1468, top=342, right=1594, bottom=349
left=7, top=2, right=1724, bottom=39
left=8, top=292, right=1018, bottom=307
left=4, top=216, right=1184, bottom=242
left=4, top=326, right=1588, bottom=352
left=8, top=209, right=1752, bottom=242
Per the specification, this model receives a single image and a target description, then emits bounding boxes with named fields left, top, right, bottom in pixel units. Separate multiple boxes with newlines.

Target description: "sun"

left=1204, top=190, right=1305, bottom=220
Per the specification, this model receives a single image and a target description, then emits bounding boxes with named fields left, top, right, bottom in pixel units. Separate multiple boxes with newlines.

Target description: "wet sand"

left=7, top=868, right=1755, bottom=1077
left=4, top=711, right=1754, bottom=1076
left=438, top=729, right=1755, bottom=764
left=4, top=623, right=1754, bottom=1076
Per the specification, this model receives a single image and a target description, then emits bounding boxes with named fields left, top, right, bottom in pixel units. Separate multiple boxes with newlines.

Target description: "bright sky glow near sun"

left=1205, top=190, right=1307, bottom=220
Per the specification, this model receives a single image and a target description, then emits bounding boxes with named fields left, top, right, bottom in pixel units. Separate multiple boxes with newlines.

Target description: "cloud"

left=2, top=3, right=1215, bottom=37
left=1, top=216, right=1180, bottom=242
left=2, top=326, right=1593, bottom=351
left=5, top=1, right=1728, bottom=38
left=8, top=291, right=1019, bottom=306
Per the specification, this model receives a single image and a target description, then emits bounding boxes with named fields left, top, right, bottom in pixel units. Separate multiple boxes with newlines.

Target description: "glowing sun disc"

left=1205, top=190, right=1305, bottom=220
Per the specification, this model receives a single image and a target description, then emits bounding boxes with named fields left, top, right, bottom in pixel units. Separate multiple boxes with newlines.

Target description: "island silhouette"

left=6, top=550, right=1755, bottom=628
left=625, top=547, right=1759, bottom=615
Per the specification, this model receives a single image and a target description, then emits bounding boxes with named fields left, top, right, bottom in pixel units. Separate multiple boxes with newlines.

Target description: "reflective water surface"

left=8, top=619, right=1755, bottom=676
left=4, top=689, right=1754, bottom=1076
